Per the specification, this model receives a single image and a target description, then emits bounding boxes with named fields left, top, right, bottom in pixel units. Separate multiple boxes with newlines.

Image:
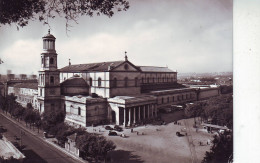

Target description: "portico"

left=108, top=95, right=157, bottom=127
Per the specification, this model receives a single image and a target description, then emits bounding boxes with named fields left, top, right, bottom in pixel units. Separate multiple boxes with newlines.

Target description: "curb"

left=0, top=113, right=87, bottom=163
left=0, top=113, right=36, bottom=136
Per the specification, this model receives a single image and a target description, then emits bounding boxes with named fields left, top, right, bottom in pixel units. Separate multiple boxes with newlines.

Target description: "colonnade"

left=122, top=104, right=157, bottom=127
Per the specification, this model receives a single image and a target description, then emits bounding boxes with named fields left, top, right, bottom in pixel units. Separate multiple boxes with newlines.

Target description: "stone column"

left=128, top=108, right=131, bottom=126
left=124, top=107, right=126, bottom=127
left=154, top=105, right=157, bottom=117
left=133, top=107, right=136, bottom=124
left=151, top=105, right=154, bottom=118
left=143, top=105, right=146, bottom=119
left=138, top=106, right=141, bottom=121
left=147, top=104, right=150, bottom=119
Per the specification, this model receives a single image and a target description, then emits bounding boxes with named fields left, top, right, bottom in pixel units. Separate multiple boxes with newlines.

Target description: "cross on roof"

left=48, top=29, right=50, bottom=34
left=124, top=51, right=128, bottom=61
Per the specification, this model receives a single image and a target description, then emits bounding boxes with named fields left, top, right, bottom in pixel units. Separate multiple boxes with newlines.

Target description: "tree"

left=0, top=0, right=129, bottom=30
left=41, top=109, right=65, bottom=135
left=34, top=111, right=41, bottom=133
left=55, top=124, right=86, bottom=146
left=76, top=133, right=116, bottom=161
left=202, top=131, right=233, bottom=163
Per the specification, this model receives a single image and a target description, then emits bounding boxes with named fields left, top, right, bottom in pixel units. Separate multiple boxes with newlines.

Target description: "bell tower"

left=38, top=30, right=61, bottom=113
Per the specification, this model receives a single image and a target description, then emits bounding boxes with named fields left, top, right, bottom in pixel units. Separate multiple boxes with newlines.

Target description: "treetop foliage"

left=0, top=0, right=129, bottom=30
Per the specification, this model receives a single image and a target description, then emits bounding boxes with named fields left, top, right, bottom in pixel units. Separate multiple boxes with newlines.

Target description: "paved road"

left=0, top=114, right=77, bottom=163
left=183, top=119, right=199, bottom=163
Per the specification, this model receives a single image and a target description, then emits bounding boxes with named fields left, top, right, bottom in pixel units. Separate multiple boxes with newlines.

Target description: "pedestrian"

left=199, top=141, right=202, bottom=146
left=137, top=131, right=139, bottom=135
left=131, top=128, right=133, bottom=133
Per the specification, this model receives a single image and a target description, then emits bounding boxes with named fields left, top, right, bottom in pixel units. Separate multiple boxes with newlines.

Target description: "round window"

left=124, top=64, right=129, bottom=70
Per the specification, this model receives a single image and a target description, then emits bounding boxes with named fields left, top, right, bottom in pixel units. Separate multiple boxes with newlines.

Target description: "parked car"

left=108, top=131, right=118, bottom=136
left=105, top=126, right=113, bottom=130
left=114, top=125, right=123, bottom=132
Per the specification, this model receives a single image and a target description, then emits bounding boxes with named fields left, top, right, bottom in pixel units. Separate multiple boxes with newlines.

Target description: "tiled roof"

left=11, top=82, right=38, bottom=90
left=59, top=61, right=124, bottom=72
left=138, top=66, right=175, bottom=73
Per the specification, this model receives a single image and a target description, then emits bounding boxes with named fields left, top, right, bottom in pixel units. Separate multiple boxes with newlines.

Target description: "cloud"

left=1, top=40, right=41, bottom=74
left=0, top=0, right=232, bottom=74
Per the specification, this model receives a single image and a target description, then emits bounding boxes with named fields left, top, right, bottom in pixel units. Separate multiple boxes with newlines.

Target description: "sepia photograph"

left=0, top=0, right=234, bottom=163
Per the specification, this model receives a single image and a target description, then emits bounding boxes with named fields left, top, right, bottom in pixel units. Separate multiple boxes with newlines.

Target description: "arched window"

left=152, top=77, right=155, bottom=83
left=98, top=77, right=102, bottom=87
left=124, top=77, right=128, bottom=87
left=162, top=77, right=164, bottom=82
left=172, top=96, right=175, bottom=102
left=162, top=98, right=164, bottom=104
left=78, top=107, right=81, bottom=115
left=113, top=78, right=117, bottom=88
left=135, top=77, right=138, bottom=87
left=50, top=57, right=54, bottom=64
left=51, top=103, right=55, bottom=110
left=142, top=77, right=144, bottom=83
left=50, top=76, right=54, bottom=84
left=89, top=78, right=92, bottom=86
left=158, top=77, right=160, bottom=83
left=147, top=77, right=149, bottom=83
left=167, top=97, right=169, bottom=103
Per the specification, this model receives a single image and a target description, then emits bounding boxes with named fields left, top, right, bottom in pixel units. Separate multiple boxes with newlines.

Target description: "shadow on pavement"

left=107, top=149, right=144, bottom=163
left=23, top=149, right=47, bottom=163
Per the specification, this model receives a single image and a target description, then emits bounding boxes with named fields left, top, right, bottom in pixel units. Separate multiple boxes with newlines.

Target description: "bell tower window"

left=50, top=58, right=54, bottom=64
left=50, top=76, right=54, bottom=84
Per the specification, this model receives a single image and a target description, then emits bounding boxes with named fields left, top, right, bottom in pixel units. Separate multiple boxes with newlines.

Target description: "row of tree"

left=0, top=94, right=42, bottom=132
left=184, top=94, right=233, bottom=129
left=0, top=94, right=116, bottom=162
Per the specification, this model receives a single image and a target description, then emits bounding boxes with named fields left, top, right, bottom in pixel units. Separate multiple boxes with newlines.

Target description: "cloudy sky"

left=0, top=0, right=232, bottom=75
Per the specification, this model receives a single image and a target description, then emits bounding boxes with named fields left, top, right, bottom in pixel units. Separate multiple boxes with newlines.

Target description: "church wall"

left=140, top=72, right=177, bottom=84
left=64, top=96, right=107, bottom=127
left=109, top=71, right=141, bottom=97
left=88, top=72, right=110, bottom=98
left=65, top=99, right=86, bottom=127
left=155, top=91, right=197, bottom=109
left=85, top=101, right=107, bottom=126
left=197, top=88, right=220, bottom=100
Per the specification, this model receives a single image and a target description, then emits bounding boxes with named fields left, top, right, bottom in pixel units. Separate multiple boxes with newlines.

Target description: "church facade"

left=7, top=31, right=220, bottom=128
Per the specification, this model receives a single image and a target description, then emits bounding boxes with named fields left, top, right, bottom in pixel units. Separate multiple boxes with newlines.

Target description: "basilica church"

left=8, top=30, right=220, bottom=127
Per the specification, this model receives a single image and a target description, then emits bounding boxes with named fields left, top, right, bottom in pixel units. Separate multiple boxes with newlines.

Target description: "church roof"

left=61, top=77, right=88, bottom=87
left=42, top=33, right=56, bottom=39
left=59, top=61, right=125, bottom=72
left=137, top=66, right=176, bottom=73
